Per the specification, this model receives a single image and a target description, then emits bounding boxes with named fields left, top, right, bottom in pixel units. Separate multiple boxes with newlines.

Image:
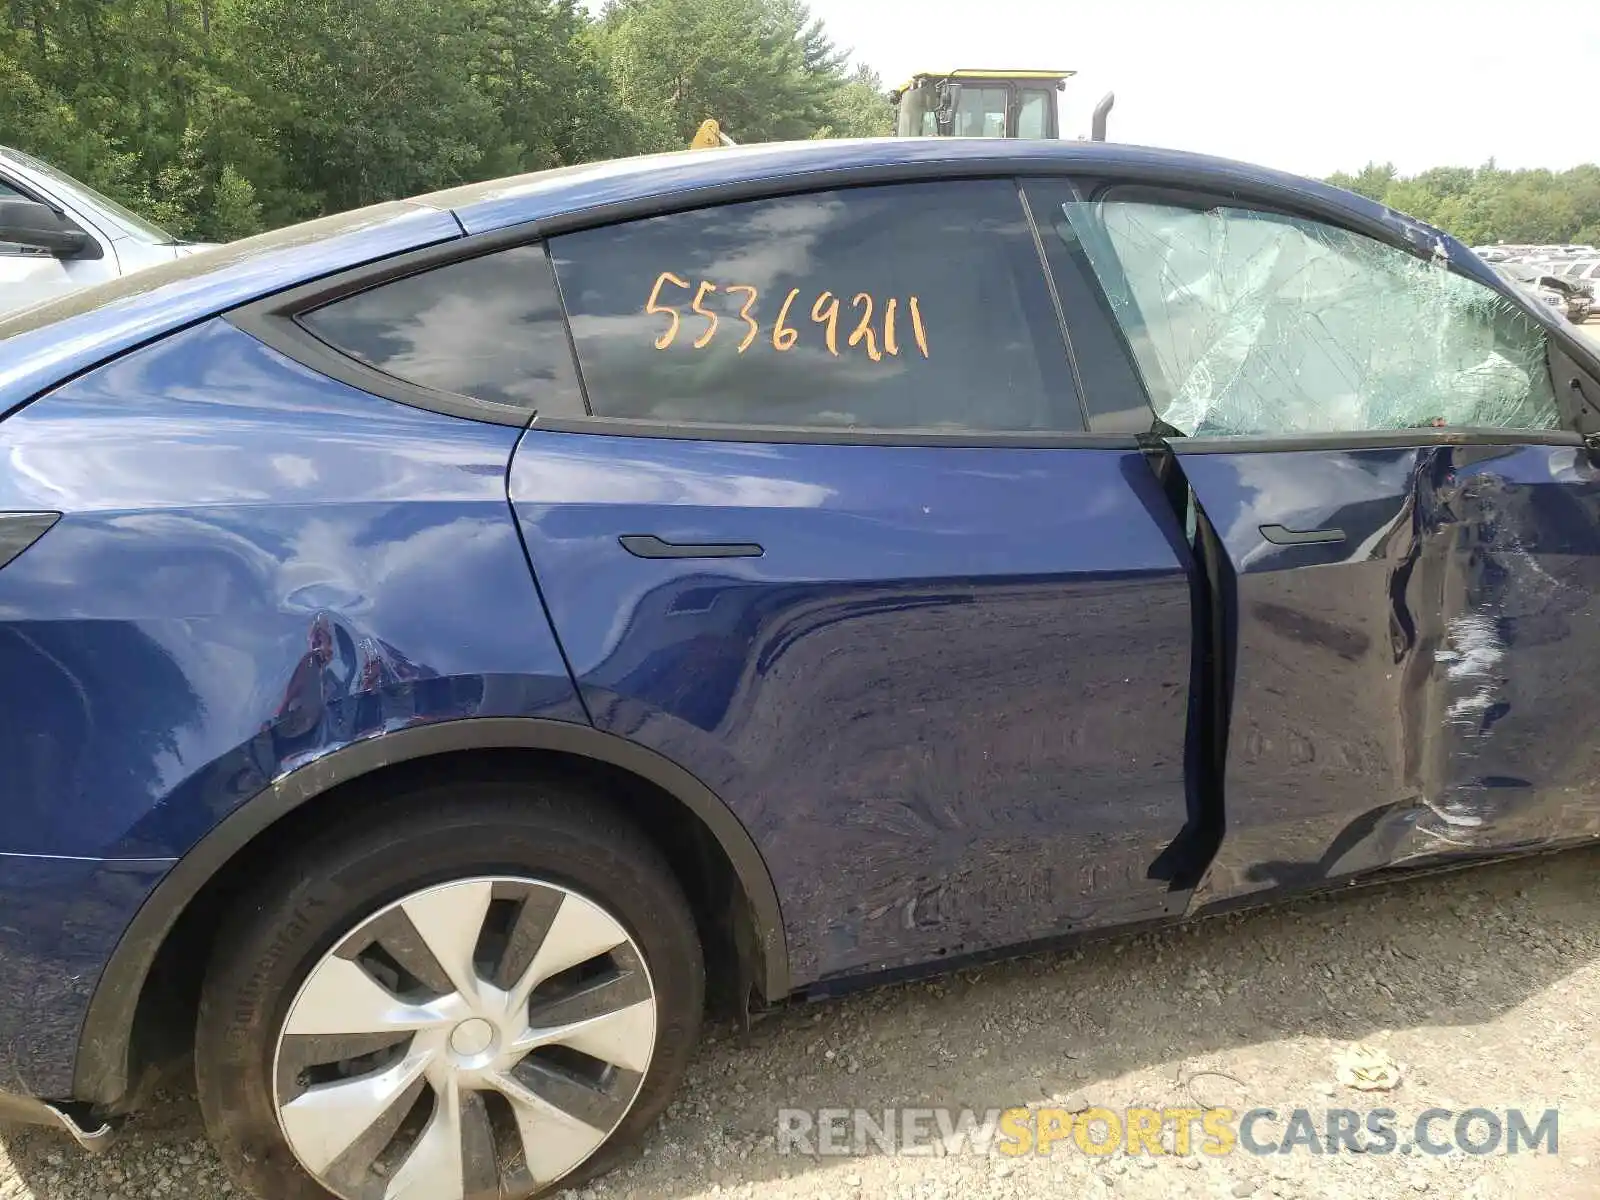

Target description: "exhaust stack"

left=1090, top=91, right=1115, bottom=141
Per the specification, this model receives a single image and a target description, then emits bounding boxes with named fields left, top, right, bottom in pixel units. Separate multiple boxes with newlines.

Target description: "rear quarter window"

left=548, top=179, right=1081, bottom=433
left=297, top=244, right=584, bottom=416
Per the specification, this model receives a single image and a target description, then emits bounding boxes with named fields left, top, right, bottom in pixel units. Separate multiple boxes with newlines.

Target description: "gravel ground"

left=3, top=844, right=1599, bottom=1200
left=1, top=319, right=1595, bottom=1200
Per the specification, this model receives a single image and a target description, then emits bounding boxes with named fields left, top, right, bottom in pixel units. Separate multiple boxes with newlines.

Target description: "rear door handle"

left=619, top=534, right=764, bottom=559
left=1258, top=523, right=1346, bottom=546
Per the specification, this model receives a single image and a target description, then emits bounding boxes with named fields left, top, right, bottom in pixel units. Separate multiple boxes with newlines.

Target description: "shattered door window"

left=1062, top=201, right=1559, bottom=437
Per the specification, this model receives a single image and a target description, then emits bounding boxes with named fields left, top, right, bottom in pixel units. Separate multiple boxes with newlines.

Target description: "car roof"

left=425, top=137, right=1444, bottom=240
left=0, top=137, right=1484, bottom=419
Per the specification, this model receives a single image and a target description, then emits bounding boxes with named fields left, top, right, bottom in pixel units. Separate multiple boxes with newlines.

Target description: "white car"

left=1492, top=261, right=1590, bottom=323
left=0, top=145, right=218, bottom=319
left=1553, top=258, right=1600, bottom=288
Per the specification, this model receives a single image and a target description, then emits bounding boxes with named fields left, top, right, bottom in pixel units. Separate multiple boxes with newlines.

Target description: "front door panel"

left=511, top=429, right=1196, bottom=984
left=1176, top=439, right=1600, bottom=907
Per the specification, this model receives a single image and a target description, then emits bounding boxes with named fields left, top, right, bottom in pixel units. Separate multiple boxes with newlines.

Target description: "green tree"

left=813, top=63, right=894, bottom=139
left=17, top=0, right=1590, bottom=252
left=596, top=0, right=861, bottom=147
left=1328, top=161, right=1398, bottom=202
left=223, top=0, right=506, bottom=216
left=1327, top=160, right=1600, bottom=248
left=2, top=0, right=276, bottom=233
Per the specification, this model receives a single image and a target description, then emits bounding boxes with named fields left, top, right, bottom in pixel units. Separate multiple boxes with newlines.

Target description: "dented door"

left=1046, top=184, right=1600, bottom=907
left=1174, top=437, right=1600, bottom=906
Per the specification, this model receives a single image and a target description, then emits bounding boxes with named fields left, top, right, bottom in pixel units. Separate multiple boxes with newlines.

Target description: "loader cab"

left=890, top=69, right=1073, bottom=139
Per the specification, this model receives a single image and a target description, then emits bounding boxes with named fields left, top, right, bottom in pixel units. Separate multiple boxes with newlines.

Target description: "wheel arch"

left=73, top=716, right=790, bottom=1108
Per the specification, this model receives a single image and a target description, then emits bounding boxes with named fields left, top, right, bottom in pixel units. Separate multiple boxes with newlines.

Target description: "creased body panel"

left=1179, top=442, right=1600, bottom=907
left=0, top=319, right=585, bottom=1094
left=511, top=429, right=1197, bottom=985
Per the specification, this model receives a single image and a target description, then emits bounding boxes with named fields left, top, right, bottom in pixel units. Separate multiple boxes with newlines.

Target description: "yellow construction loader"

left=888, top=68, right=1114, bottom=140
left=687, top=68, right=1114, bottom=150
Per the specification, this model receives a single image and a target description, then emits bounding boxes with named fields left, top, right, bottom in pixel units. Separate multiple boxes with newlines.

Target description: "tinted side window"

left=550, top=180, right=1080, bottom=433
left=1063, top=198, right=1559, bottom=437
left=298, top=245, right=584, bottom=417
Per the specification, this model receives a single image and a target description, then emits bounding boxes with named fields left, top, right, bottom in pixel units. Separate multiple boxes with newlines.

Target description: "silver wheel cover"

left=271, top=876, right=658, bottom=1200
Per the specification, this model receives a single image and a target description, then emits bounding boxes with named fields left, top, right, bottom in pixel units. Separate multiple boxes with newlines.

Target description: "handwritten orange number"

left=909, top=296, right=929, bottom=359
left=848, top=293, right=881, bottom=362
left=690, top=281, right=719, bottom=348
left=726, top=285, right=759, bottom=352
left=773, top=288, right=800, bottom=351
left=653, top=278, right=924, bottom=360
left=647, top=271, right=690, bottom=349
left=811, top=291, right=841, bottom=356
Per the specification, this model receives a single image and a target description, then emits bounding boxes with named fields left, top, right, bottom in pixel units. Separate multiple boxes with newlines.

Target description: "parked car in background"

left=0, top=145, right=217, bottom=318
left=1539, top=273, right=1594, bottom=322
left=1552, top=258, right=1600, bottom=297
left=1473, top=243, right=1597, bottom=264
left=1494, top=261, right=1591, bottom=322
left=3, top=138, right=1600, bottom=1200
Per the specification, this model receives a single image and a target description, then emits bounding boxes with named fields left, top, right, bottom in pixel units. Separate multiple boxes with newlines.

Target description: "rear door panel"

left=513, top=177, right=1207, bottom=985
left=1175, top=438, right=1600, bottom=906
left=510, top=428, right=1196, bottom=983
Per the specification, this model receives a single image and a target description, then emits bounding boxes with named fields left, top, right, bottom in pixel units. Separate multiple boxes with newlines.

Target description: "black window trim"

left=1054, top=172, right=1600, bottom=448
left=0, top=169, right=47, bottom=218
left=1017, top=184, right=1091, bottom=428
left=527, top=413, right=1135, bottom=447
left=227, top=171, right=1137, bottom=446
left=1024, top=176, right=1164, bottom=437
left=227, top=227, right=576, bottom=428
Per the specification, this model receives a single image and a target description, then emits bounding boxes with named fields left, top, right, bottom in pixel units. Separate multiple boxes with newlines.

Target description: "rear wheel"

left=194, top=780, right=704, bottom=1199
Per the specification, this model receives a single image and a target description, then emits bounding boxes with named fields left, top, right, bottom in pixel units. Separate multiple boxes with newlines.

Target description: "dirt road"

left=2, top=843, right=1597, bottom=1200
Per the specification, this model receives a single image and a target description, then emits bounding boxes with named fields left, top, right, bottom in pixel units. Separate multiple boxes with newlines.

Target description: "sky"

left=799, top=0, right=1599, bottom=178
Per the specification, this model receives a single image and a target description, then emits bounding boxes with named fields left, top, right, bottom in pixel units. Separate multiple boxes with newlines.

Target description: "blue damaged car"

left=0, top=136, right=1598, bottom=1200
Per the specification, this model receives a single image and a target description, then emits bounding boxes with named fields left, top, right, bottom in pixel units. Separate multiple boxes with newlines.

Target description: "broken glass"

left=1059, top=201, right=1560, bottom=437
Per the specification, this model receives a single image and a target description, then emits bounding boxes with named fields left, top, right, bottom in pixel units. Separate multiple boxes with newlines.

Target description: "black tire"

left=194, top=779, right=705, bottom=1200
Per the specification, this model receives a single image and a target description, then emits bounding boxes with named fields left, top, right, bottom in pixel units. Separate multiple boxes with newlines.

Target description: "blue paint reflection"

left=513, top=429, right=1198, bottom=982
left=0, top=319, right=587, bottom=1094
